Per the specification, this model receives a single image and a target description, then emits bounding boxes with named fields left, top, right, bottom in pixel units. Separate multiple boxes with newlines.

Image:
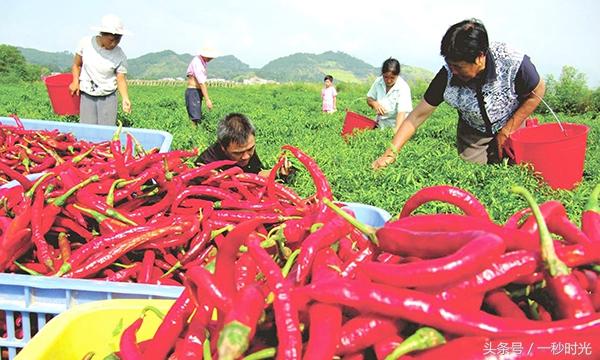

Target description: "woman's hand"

left=372, top=100, right=386, bottom=116
left=69, top=81, right=80, bottom=96
left=122, top=98, right=132, bottom=113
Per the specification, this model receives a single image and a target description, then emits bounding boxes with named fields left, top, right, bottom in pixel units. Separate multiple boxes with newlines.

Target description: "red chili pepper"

left=138, top=250, right=156, bottom=284
left=379, top=214, right=538, bottom=253
left=361, top=232, right=505, bottom=288
left=433, top=250, right=539, bottom=306
left=400, top=185, right=490, bottom=220
left=31, top=188, right=55, bottom=270
left=214, top=218, right=263, bottom=299
left=217, top=283, right=265, bottom=360
left=73, top=203, right=130, bottom=235
left=295, top=212, right=353, bottom=284
left=119, top=316, right=144, bottom=360
left=247, top=233, right=302, bottom=359
left=185, top=265, right=233, bottom=314
left=303, top=248, right=343, bottom=360
left=143, top=290, right=196, bottom=360
left=104, top=263, right=141, bottom=282
left=518, top=200, right=593, bottom=245
left=513, top=186, right=595, bottom=320
left=484, top=289, right=528, bottom=320
left=373, top=335, right=404, bottom=360
left=336, top=315, right=403, bottom=356
left=177, top=159, right=237, bottom=183
left=582, top=184, right=600, bottom=243
left=235, top=172, right=305, bottom=207
left=172, top=310, right=207, bottom=360
left=297, top=278, right=600, bottom=338
left=171, top=185, right=242, bottom=210
left=234, top=252, right=258, bottom=291
left=282, top=145, right=332, bottom=201
left=63, top=222, right=188, bottom=278
left=0, top=162, right=33, bottom=189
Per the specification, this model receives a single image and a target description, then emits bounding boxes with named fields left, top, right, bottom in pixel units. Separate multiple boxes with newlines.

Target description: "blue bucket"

left=341, top=202, right=391, bottom=227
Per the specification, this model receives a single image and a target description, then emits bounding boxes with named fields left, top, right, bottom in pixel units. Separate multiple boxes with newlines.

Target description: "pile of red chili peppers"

left=1, top=122, right=600, bottom=359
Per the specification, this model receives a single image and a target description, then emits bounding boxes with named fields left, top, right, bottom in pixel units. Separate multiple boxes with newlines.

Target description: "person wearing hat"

left=69, top=14, right=131, bottom=126
left=185, top=47, right=219, bottom=124
left=372, top=19, right=545, bottom=169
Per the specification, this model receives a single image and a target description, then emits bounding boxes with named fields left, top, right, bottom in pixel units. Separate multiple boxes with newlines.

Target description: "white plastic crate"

left=0, top=117, right=173, bottom=154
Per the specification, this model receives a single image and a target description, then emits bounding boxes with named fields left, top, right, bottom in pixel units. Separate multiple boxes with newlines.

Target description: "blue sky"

left=1, top=0, right=599, bottom=86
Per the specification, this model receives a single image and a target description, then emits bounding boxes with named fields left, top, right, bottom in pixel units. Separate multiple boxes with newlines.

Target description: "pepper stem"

left=322, top=198, right=378, bottom=245
left=242, top=347, right=276, bottom=360
left=218, top=320, right=252, bottom=360
left=512, top=186, right=569, bottom=277
left=585, top=183, right=600, bottom=213
left=48, top=175, right=100, bottom=207
left=384, top=327, right=446, bottom=360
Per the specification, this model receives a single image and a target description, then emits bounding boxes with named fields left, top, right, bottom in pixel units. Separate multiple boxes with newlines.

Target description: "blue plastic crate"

left=0, top=117, right=173, bottom=154
left=0, top=274, right=183, bottom=359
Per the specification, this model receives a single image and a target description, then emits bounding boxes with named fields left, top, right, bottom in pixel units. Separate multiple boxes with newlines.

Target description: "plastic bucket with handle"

left=341, top=110, right=376, bottom=137
left=506, top=122, right=589, bottom=190
left=44, top=73, right=80, bottom=115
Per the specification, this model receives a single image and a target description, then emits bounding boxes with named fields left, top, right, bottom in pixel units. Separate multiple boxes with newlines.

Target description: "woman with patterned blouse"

left=372, top=18, right=546, bottom=169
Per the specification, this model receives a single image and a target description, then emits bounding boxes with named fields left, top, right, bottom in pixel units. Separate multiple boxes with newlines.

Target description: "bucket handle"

left=531, top=90, right=567, bottom=135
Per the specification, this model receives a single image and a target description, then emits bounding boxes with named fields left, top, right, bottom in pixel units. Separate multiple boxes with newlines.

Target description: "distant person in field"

left=197, top=113, right=294, bottom=179
left=185, top=47, right=219, bottom=124
left=372, top=19, right=545, bottom=169
left=367, top=58, right=413, bottom=131
left=321, top=75, right=337, bottom=113
left=69, top=14, right=131, bottom=126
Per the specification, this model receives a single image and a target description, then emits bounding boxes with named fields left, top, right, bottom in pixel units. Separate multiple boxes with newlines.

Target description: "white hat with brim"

left=198, top=47, right=221, bottom=59
left=91, top=14, right=131, bottom=35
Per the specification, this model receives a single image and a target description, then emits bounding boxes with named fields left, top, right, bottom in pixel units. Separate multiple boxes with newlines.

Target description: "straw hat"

left=198, top=46, right=220, bottom=59
left=91, top=14, right=131, bottom=35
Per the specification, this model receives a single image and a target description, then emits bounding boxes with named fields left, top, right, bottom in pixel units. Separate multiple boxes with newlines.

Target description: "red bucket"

left=44, top=73, right=80, bottom=115
left=507, top=122, right=589, bottom=190
left=341, top=111, right=376, bottom=137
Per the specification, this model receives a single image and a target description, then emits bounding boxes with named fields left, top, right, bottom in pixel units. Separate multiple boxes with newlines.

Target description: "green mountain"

left=127, top=50, right=191, bottom=79
left=16, top=46, right=433, bottom=83
left=257, top=51, right=375, bottom=83
left=17, top=47, right=73, bottom=73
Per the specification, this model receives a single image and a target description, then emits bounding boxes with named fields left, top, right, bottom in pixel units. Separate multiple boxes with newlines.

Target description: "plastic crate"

left=16, top=299, right=173, bottom=360
left=0, top=274, right=183, bottom=359
left=0, top=117, right=173, bottom=154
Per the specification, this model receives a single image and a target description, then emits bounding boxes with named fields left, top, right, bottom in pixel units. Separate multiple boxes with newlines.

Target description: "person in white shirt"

left=367, top=58, right=413, bottom=131
left=69, top=14, right=131, bottom=126
left=185, top=47, right=219, bottom=124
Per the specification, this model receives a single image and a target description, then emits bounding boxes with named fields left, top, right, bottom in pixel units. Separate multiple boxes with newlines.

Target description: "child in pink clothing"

left=321, top=75, right=337, bottom=113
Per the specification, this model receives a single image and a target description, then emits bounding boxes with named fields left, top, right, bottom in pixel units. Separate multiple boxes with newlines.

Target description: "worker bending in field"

left=372, top=18, right=545, bottom=169
left=196, top=113, right=294, bottom=180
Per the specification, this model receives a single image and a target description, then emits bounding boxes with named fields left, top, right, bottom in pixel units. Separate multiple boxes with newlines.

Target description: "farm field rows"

left=0, top=82, right=598, bottom=223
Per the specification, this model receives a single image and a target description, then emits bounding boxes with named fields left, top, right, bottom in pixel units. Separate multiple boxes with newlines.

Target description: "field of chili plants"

left=1, top=81, right=600, bottom=359
left=0, top=81, right=597, bottom=223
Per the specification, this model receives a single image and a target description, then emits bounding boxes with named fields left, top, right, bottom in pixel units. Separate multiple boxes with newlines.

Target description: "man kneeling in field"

left=196, top=112, right=294, bottom=179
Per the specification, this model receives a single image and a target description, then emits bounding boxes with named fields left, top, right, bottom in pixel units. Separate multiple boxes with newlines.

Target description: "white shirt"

left=77, top=36, right=127, bottom=96
left=367, top=75, right=413, bottom=128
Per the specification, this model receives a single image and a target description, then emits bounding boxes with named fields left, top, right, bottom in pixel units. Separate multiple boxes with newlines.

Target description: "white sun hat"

left=198, top=46, right=221, bottom=59
left=91, top=14, right=131, bottom=35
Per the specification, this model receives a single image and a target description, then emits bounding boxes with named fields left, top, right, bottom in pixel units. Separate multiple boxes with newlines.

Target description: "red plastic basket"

left=341, top=111, right=376, bottom=137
